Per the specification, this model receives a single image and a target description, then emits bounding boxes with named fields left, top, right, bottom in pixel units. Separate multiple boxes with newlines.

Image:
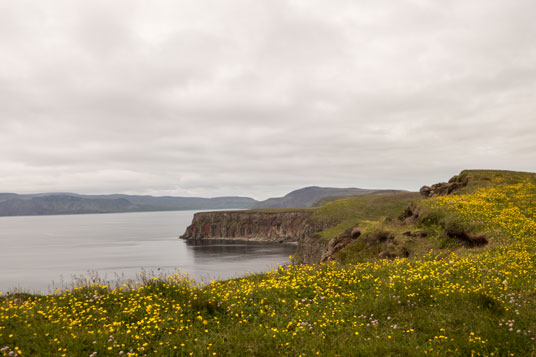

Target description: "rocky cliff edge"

left=180, top=210, right=323, bottom=242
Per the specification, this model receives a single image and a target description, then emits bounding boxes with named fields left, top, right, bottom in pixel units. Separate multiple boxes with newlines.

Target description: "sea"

left=0, top=210, right=296, bottom=294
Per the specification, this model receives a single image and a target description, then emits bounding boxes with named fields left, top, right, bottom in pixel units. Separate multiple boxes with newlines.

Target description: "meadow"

left=1, top=170, right=536, bottom=356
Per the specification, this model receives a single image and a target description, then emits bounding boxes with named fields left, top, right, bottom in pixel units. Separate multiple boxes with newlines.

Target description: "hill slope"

left=253, top=186, right=388, bottom=209
left=0, top=193, right=257, bottom=216
left=0, top=195, right=136, bottom=216
left=306, top=169, right=536, bottom=264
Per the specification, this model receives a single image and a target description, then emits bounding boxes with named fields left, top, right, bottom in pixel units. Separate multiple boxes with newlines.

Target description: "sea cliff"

left=180, top=210, right=323, bottom=242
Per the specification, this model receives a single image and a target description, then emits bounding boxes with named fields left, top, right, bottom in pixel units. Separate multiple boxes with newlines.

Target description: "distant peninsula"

left=0, top=187, right=402, bottom=217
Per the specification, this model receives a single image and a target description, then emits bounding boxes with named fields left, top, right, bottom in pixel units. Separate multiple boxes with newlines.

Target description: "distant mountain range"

left=0, top=186, right=405, bottom=216
left=252, top=187, right=396, bottom=209
left=0, top=193, right=256, bottom=217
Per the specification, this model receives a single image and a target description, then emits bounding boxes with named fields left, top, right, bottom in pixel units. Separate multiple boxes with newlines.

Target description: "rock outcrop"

left=419, top=174, right=468, bottom=198
left=180, top=210, right=324, bottom=242
left=316, top=227, right=360, bottom=262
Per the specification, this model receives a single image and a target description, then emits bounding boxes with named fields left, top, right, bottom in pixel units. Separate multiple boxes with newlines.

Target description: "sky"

left=0, top=0, right=535, bottom=200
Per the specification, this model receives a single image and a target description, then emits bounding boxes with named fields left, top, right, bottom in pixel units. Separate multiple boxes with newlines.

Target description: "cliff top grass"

left=310, top=192, right=420, bottom=241
left=242, top=208, right=313, bottom=214
left=199, top=208, right=314, bottom=215
left=312, top=189, right=408, bottom=207
left=456, top=169, right=536, bottom=193
left=1, top=169, right=536, bottom=356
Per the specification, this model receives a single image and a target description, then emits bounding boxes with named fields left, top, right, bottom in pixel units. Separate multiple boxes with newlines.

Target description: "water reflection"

left=179, top=239, right=296, bottom=282
left=186, top=239, right=296, bottom=260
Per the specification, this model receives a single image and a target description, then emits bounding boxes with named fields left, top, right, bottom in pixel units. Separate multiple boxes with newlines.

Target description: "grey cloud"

left=0, top=0, right=535, bottom=199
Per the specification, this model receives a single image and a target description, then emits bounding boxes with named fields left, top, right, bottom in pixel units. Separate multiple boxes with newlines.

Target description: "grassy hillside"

left=1, top=170, right=536, bottom=356
left=309, top=169, right=536, bottom=264
left=455, top=169, right=536, bottom=193
left=310, top=192, right=420, bottom=240
left=252, top=186, right=377, bottom=209
left=311, top=189, right=407, bottom=207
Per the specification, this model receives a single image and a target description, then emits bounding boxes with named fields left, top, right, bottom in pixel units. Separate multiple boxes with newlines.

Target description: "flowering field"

left=1, top=170, right=536, bottom=356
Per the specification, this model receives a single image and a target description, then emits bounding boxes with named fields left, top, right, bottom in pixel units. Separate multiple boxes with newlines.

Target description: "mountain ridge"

left=253, top=186, right=405, bottom=209
left=0, top=185, right=403, bottom=216
left=0, top=193, right=257, bottom=217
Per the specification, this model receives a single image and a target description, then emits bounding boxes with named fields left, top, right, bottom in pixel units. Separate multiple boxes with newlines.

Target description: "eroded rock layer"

left=180, top=210, right=322, bottom=242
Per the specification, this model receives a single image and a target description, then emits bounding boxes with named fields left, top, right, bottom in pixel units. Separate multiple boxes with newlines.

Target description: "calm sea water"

left=0, top=210, right=296, bottom=293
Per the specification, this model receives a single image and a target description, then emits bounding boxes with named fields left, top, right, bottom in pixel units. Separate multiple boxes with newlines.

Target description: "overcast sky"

left=1, top=0, right=535, bottom=199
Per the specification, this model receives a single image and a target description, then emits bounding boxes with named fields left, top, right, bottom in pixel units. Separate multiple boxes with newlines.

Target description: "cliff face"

left=180, top=210, right=323, bottom=242
left=294, top=227, right=362, bottom=265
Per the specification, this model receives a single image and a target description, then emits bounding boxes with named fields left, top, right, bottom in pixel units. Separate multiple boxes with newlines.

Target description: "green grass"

left=312, top=190, right=406, bottom=207
left=456, top=169, right=536, bottom=193
left=245, top=208, right=313, bottom=214
left=200, top=208, right=314, bottom=214
left=334, top=220, right=447, bottom=264
left=2, top=253, right=536, bottom=356
left=310, top=192, right=420, bottom=241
